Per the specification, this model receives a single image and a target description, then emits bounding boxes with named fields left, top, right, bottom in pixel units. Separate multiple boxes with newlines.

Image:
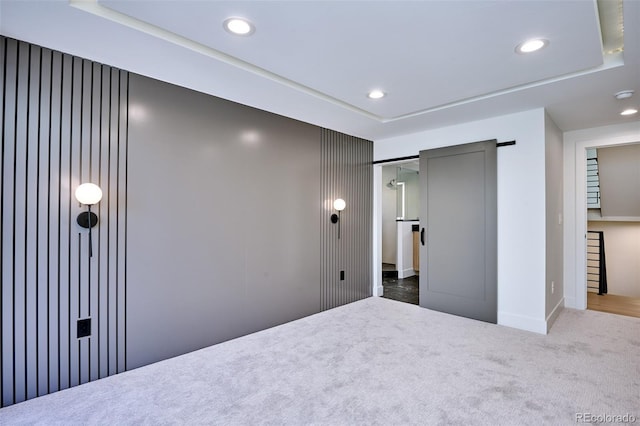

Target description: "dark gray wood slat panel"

left=320, top=129, right=372, bottom=311
left=68, top=55, right=83, bottom=389
left=1, top=37, right=18, bottom=408
left=36, top=46, right=52, bottom=398
left=13, top=39, right=31, bottom=405
left=107, top=68, right=119, bottom=376
left=116, top=70, right=127, bottom=373
left=320, top=129, right=325, bottom=310
left=47, top=49, right=63, bottom=396
left=0, top=37, right=128, bottom=407
left=78, top=57, right=92, bottom=386
left=97, top=64, right=110, bottom=380
left=347, top=136, right=353, bottom=303
left=25, top=42, right=42, bottom=401
left=339, top=133, right=344, bottom=306
left=334, top=130, right=339, bottom=309
left=0, top=36, right=5, bottom=407
left=89, top=61, right=102, bottom=382
left=57, top=51, right=73, bottom=392
left=322, top=129, right=328, bottom=310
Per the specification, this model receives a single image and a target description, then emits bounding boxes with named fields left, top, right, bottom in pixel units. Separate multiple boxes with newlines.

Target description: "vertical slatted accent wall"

left=321, top=128, right=372, bottom=311
left=0, top=37, right=127, bottom=408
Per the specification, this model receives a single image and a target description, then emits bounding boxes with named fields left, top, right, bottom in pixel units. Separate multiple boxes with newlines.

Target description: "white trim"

left=396, top=182, right=405, bottom=220
left=372, top=165, right=383, bottom=296
left=398, top=268, right=416, bottom=279
left=546, top=297, right=565, bottom=332
left=564, top=296, right=576, bottom=310
left=396, top=221, right=405, bottom=278
left=498, top=311, right=548, bottom=334
left=396, top=220, right=419, bottom=279
left=589, top=216, right=640, bottom=222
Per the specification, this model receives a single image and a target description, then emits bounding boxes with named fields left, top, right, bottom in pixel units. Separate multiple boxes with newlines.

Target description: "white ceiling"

left=1, top=0, right=639, bottom=141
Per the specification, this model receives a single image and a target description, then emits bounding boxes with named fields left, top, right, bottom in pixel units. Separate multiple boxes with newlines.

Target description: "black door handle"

left=421, top=228, right=425, bottom=246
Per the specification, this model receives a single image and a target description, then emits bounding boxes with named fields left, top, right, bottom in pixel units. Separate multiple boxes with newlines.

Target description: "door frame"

left=373, top=159, right=419, bottom=297
left=564, top=124, right=640, bottom=310
left=373, top=164, right=384, bottom=296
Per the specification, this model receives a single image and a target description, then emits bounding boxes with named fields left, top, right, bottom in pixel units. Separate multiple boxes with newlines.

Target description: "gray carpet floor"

left=1, top=297, right=638, bottom=425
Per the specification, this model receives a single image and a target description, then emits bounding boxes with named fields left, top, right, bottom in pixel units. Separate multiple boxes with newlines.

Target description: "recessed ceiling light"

left=614, top=90, right=634, bottom=100
left=620, top=108, right=638, bottom=116
left=223, top=17, right=255, bottom=36
left=515, top=38, right=549, bottom=54
left=368, top=90, right=386, bottom=99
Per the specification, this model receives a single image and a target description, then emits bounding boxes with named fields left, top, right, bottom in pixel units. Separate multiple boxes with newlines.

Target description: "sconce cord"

left=338, top=211, right=341, bottom=239
left=88, top=205, right=93, bottom=258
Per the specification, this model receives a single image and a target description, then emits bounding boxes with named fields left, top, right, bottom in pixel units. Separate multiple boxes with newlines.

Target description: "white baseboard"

left=498, top=311, right=548, bottom=334
left=564, top=296, right=577, bottom=309
left=398, top=268, right=415, bottom=279
left=545, top=298, right=564, bottom=332
left=564, top=295, right=589, bottom=310
left=373, top=284, right=384, bottom=297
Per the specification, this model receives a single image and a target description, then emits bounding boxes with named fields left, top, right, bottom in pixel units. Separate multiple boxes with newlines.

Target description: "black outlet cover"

left=340, top=270, right=345, bottom=281
left=77, top=318, right=91, bottom=338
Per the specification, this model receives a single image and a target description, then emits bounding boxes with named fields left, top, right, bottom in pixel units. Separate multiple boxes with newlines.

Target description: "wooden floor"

left=587, top=292, right=640, bottom=318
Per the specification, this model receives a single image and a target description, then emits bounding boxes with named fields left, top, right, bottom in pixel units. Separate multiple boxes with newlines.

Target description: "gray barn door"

left=419, top=140, right=497, bottom=323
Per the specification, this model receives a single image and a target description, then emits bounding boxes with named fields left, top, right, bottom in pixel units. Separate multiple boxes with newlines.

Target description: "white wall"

left=587, top=221, right=640, bottom=297
left=545, top=112, right=564, bottom=327
left=563, top=121, right=640, bottom=309
left=397, top=221, right=419, bottom=278
left=375, top=108, right=548, bottom=333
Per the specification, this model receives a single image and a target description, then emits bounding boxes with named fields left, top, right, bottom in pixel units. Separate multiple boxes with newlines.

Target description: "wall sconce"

left=75, top=183, right=103, bottom=257
left=330, top=198, right=346, bottom=239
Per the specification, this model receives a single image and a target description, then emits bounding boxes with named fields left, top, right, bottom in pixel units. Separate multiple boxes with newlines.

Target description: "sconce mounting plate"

left=77, top=211, right=98, bottom=228
left=330, top=213, right=339, bottom=224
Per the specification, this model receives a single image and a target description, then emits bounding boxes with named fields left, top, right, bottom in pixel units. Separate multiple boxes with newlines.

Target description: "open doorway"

left=381, top=161, right=420, bottom=304
left=585, top=144, right=640, bottom=318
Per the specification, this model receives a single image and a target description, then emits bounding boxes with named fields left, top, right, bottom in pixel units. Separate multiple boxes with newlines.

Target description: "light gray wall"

left=0, top=37, right=127, bottom=407
left=545, top=112, right=563, bottom=318
left=598, top=143, right=640, bottom=218
left=126, top=75, right=323, bottom=368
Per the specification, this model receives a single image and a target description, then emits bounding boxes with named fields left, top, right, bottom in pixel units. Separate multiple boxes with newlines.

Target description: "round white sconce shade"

left=334, top=198, right=346, bottom=211
left=75, top=183, right=103, bottom=205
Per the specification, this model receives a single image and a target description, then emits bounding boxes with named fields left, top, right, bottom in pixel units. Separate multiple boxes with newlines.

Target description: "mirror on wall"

left=382, top=161, right=420, bottom=269
left=395, top=164, right=419, bottom=220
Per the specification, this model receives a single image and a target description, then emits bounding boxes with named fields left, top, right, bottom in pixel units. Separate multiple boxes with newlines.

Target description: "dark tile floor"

left=382, top=274, right=419, bottom=305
